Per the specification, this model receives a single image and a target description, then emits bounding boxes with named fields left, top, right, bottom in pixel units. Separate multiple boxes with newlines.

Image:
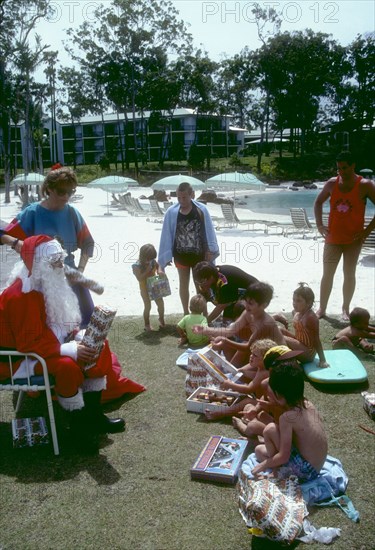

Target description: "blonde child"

left=176, top=295, right=210, bottom=348
left=281, top=283, right=329, bottom=367
left=252, top=360, right=327, bottom=482
left=332, top=307, right=375, bottom=353
left=204, top=339, right=276, bottom=422
left=231, top=345, right=301, bottom=439
left=132, top=244, right=165, bottom=331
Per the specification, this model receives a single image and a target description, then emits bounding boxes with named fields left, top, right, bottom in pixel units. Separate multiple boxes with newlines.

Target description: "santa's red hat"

left=20, top=235, right=66, bottom=293
left=21, top=235, right=54, bottom=276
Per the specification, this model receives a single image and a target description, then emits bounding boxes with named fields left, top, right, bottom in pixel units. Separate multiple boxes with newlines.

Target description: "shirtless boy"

left=252, top=361, right=328, bottom=481
left=332, top=307, right=375, bottom=353
left=206, top=282, right=285, bottom=367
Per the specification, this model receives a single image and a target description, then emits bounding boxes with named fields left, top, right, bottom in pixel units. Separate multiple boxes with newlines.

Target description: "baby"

left=332, top=307, right=375, bottom=353
left=177, top=295, right=210, bottom=348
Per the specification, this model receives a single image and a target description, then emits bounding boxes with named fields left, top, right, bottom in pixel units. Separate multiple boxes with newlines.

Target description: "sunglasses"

left=53, top=188, right=76, bottom=197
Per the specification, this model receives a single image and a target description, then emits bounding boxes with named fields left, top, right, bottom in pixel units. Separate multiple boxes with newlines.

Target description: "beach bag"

left=241, top=453, right=349, bottom=505
left=146, top=274, right=171, bottom=301
left=237, top=473, right=307, bottom=543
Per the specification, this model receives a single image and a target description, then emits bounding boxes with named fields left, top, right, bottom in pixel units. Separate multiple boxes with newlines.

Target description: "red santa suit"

left=0, top=236, right=144, bottom=412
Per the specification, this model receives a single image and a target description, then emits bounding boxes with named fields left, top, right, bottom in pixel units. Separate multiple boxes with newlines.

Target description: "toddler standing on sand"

left=281, top=283, right=329, bottom=367
left=132, top=244, right=165, bottom=331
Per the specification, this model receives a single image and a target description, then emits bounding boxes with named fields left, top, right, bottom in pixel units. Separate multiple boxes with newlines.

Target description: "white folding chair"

left=0, top=351, right=59, bottom=455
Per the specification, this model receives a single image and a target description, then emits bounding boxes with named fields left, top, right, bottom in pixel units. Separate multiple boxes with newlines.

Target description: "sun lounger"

left=130, top=197, right=148, bottom=216
left=147, top=199, right=165, bottom=222
left=217, top=203, right=286, bottom=234
left=163, top=201, right=173, bottom=213
left=284, top=208, right=317, bottom=239
left=148, top=199, right=165, bottom=218
left=114, top=194, right=136, bottom=214
left=217, top=203, right=265, bottom=231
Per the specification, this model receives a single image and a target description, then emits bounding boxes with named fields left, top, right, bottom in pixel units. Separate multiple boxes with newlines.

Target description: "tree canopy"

left=0, top=0, right=374, bottom=186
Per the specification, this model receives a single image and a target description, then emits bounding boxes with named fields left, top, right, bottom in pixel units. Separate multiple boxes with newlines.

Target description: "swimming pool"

left=238, top=188, right=375, bottom=218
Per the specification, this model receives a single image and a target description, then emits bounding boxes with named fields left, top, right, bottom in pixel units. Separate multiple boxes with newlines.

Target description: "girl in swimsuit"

left=280, top=284, right=329, bottom=367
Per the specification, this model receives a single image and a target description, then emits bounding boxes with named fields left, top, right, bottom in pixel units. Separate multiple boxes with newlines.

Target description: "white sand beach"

left=1, top=186, right=374, bottom=319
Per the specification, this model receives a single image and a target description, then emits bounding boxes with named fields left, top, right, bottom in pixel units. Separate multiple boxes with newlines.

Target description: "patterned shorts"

left=278, top=447, right=319, bottom=482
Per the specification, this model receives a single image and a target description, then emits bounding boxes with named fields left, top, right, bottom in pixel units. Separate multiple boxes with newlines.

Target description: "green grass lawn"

left=0, top=314, right=374, bottom=550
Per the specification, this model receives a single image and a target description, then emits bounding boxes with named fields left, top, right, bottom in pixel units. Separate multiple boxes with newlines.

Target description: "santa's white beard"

left=41, top=267, right=82, bottom=341
left=9, top=259, right=82, bottom=341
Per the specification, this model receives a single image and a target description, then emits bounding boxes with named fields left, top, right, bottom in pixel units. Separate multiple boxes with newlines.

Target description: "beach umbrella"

left=360, top=168, right=373, bottom=179
left=10, top=173, right=45, bottom=187
left=151, top=174, right=206, bottom=192
left=87, top=175, right=138, bottom=216
left=205, top=171, right=266, bottom=196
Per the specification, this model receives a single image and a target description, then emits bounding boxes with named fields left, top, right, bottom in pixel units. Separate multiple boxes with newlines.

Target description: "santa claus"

left=0, top=235, right=125, bottom=450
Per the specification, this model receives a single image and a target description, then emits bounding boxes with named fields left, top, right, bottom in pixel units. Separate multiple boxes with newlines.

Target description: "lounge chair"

left=163, top=201, right=173, bottom=213
left=217, top=203, right=267, bottom=231
left=363, top=228, right=375, bottom=251
left=115, top=194, right=136, bottom=214
left=285, top=208, right=317, bottom=239
left=218, top=203, right=286, bottom=234
left=147, top=199, right=165, bottom=222
left=130, top=197, right=148, bottom=216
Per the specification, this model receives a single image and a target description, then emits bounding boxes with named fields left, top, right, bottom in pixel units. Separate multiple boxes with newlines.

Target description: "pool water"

left=238, top=189, right=375, bottom=219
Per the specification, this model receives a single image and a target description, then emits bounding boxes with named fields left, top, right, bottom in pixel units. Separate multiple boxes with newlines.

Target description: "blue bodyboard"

left=303, top=349, right=368, bottom=384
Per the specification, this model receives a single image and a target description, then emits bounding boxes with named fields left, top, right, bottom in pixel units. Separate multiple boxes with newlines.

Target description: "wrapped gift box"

left=12, top=417, right=49, bottom=448
left=185, top=346, right=243, bottom=396
left=192, top=346, right=243, bottom=385
left=187, top=386, right=247, bottom=414
left=361, top=391, right=375, bottom=420
left=82, top=305, right=117, bottom=369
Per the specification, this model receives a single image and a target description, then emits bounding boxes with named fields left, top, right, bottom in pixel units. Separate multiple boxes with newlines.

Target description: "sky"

left=34, top=0, right=374, bottom=75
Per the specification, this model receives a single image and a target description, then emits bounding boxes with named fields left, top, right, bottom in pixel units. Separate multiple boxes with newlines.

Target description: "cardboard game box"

left=191, top=435, right=250, bottom=484
left=187, top=387, right=247, bottom=414
left=192, top=346, right=243, bottom=386
left=82, top=305, right=117, bottom=369
left=12, top=417, right=49, bottom=448
left=361, top=391, right=375, bottom=420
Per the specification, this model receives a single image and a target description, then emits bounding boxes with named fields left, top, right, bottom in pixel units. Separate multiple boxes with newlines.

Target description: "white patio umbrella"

left=360, top=168, right=373, bottom=179
left=151, top=174, right=206, bottom=192
left=10, top=173, right=45, bottom=187
left=205, top=171, right=266, bottom=197
left=87, top=175, right=138, bottom=216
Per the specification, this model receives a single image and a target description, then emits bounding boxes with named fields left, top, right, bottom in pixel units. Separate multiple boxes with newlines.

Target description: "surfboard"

left=303, top=349, right=368, bottom=384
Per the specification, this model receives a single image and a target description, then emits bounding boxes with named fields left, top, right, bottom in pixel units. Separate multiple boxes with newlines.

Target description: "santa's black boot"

left=58, top=390, right=99, bottom=453
left=68, top=408, right=99, bottom=453
left=83, top=391, right=125, bottom=434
